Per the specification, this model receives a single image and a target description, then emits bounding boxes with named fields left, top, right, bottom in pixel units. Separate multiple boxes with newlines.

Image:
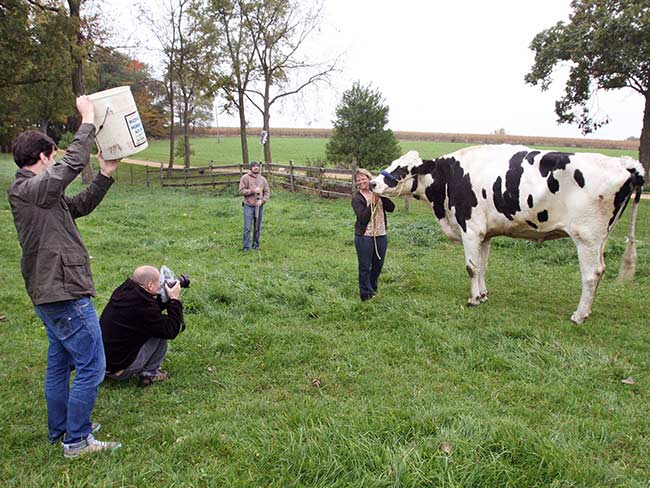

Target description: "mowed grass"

left=1, top=150, right=650, bottom=486
left=135, top=135, right=639, bottom=166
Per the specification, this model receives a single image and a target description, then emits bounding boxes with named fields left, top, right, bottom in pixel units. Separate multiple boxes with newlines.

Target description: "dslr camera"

left=159, top=265, right=191, bottom=302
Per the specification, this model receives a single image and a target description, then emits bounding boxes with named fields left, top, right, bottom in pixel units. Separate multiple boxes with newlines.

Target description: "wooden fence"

left=146, top=161, right=356, bottom=198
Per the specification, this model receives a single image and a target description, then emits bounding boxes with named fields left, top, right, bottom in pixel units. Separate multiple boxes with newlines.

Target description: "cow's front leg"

left=571, top=237, right=606, bottom=324
left=478, top=238, right=491, bottom=302
left=462, top=235, right=483, bottom=306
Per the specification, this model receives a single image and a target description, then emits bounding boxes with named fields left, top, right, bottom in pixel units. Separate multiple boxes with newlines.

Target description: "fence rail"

left=146, top=161, right=356, bottom=198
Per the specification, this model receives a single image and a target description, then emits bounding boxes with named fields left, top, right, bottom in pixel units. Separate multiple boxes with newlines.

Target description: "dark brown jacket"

left=8, top=124, right=114, bottom=305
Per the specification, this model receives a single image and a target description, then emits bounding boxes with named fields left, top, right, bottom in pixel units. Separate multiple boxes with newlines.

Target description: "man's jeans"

left=107, top=337, right=168, bottom=380
left=354, top=234, right=388, bottom=299
left=33, top=296, right=105, bottom=445
left=243, top=203, right=264, bottom=250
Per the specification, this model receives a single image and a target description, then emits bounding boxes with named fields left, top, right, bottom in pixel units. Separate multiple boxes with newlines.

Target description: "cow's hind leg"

left=478, top=238, right=491, bottom=302
left=571, top=237, right=607, bottom=324
left=463, top=235, right=483, bottom=306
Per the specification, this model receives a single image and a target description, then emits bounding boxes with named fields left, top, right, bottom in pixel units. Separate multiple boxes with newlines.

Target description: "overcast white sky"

left=108, top=0, right=643, bottom=140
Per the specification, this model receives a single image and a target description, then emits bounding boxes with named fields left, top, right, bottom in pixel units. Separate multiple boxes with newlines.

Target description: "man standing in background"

left=239, top=161, right=270, bottom=251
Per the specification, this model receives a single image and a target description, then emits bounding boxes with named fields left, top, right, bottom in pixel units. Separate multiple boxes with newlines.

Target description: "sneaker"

left=138, top=370, right=170, bottom=388
left=50, top=422, right=101, bottom=445
left=63, top=434, right=122, bottom=459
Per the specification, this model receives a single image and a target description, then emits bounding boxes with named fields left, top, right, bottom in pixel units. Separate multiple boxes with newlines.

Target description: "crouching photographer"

left=100, top=265, right=188, bottom=387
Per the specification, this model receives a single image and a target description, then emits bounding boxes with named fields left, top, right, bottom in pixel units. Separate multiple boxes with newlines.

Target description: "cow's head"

left=371, top=150, right=423, bottom=197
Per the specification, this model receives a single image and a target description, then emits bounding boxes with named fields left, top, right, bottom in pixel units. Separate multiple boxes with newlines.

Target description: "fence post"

left=318, top=162, right=323, bottom=197
left=239, top=163, right=243, bottom=177
left=210, top=160, right=215, bottom=188
left=289, top=160, right=295, bottom=192
left=146, top=165, right=150, bottom=188
left=159, top=163, right=163, bottom=187
left=184, top=167, right=188, bottom=188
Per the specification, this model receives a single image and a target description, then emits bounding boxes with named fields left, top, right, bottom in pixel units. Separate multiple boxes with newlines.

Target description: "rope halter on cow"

left=380, top=169, right=411, bottom=196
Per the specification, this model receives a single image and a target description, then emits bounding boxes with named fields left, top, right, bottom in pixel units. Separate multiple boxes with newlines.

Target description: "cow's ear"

left=414, top=159, right=435, bottom=175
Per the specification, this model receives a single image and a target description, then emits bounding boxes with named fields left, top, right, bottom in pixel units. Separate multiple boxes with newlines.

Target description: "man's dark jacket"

left=100, top=278, right=184, bottom=372
left=8, top=124, right=114, bottom=305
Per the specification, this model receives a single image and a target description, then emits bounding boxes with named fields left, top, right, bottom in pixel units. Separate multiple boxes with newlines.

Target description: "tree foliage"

left=525, top=0, right=650, bottom=175
left=326, top=82, right=401, bottom=169
left=0, top=0, right=75, bottom=144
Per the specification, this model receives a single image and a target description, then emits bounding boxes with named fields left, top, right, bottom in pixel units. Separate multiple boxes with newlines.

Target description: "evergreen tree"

left=326, top=82, right=401, bottom=169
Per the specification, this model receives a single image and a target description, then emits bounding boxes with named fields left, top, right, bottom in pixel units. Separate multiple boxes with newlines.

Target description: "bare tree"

left=242, top=0, right=338, bottom=164
left=203, top=0, right=258, bottom=165
left=138, top=0, right=181, bottom=169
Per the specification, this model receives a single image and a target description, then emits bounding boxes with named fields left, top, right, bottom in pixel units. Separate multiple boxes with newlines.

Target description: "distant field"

left=135, top=136, right=639, bottom=167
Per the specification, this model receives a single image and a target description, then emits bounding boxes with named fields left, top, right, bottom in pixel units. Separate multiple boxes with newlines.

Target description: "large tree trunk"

left=68, top=0, right=93, bottom=184
left=183, top=103, right=190, bottom=168
left=167, top=82, right=175, bottom=170
left=639, top=91, right=650, bottom=181
left=238, top=91, right=249, bottom=165
left=616, top=91, right=649, bottom=282
left=262, top=81, right=271, bottom=164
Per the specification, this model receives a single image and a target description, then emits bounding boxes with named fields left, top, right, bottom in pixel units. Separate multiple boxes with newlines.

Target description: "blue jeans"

left=354, top=234, right=388, bottom=299
left=243, top=203, right=264, bottom=250
left=34, top=296, right=105, bottom=445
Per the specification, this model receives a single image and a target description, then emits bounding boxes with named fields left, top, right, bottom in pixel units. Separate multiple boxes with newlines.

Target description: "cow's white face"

left=371, top=151, right=423, bottom=197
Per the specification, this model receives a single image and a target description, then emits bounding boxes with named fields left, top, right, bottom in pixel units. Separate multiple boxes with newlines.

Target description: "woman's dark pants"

left=354, top=234, right=387, bottom=300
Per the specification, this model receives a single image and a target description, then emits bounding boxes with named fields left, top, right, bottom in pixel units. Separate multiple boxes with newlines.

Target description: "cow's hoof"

left=467, top=298, right=481, bottom=307
left=570, top=312, right=585, bottom=324
left=479, top=292, right=488, bottom=303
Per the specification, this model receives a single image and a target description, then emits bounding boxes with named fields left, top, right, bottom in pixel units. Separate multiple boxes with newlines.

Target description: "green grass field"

left=134, top=136, right=639, bottom=166
left=1, top=143, right=649, bottom=486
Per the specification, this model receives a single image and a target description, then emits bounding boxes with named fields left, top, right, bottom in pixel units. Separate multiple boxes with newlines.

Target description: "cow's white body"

left=372, top=145, right=645, bottom=323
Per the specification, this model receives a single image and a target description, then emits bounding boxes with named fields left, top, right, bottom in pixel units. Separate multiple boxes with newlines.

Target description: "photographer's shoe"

left=63, top=434, right=121, bottom=459
left=138, top=370, right=170, bottom=388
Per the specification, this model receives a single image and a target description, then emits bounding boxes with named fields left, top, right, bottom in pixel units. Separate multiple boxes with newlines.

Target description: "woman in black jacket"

left=351, top=168, right=395, bottom=301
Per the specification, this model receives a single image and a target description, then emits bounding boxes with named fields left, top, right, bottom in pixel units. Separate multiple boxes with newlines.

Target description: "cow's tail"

left=617, top=161, right=645, bottom=282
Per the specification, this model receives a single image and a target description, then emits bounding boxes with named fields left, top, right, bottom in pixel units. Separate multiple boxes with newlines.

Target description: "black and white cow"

left=371, top=145, right=645, bottom=324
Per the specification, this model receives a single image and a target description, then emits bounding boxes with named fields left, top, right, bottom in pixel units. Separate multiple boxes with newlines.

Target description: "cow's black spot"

left=418, top=157, right=478, bottom=232
left=526, top=151, right=540, bottom=165
left=574, top=169, right=585, bottom=188
left=537, top=210, right=548, bottom=222
left=385, top=166, right=409, bottom=188
left=526, top=220, right=538, bottom=229
left=410, top=177, right=418, bottom=193
left=482, top=188, right=487, bottom=199
left=527, top=194, right=534, bottom=208
left=539, top=152, right=573, bottom=177
left=608, top=169, right=642, bottom=228
left=492, top=151, right=526, bottom=220
left=547, top=173, right=559, bottom=193
left=413, top=194, right=420, bottom=200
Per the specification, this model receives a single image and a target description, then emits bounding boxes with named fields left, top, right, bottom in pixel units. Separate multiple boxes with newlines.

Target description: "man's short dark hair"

left=12, top=130, right=56, bottom=168
left=249, top=161, right=260, bottom=170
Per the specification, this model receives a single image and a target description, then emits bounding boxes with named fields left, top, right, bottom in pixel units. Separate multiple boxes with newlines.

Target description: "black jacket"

left=351, top=191, right=395, bottom=236
left=100, top=278, right=184, bottom=372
